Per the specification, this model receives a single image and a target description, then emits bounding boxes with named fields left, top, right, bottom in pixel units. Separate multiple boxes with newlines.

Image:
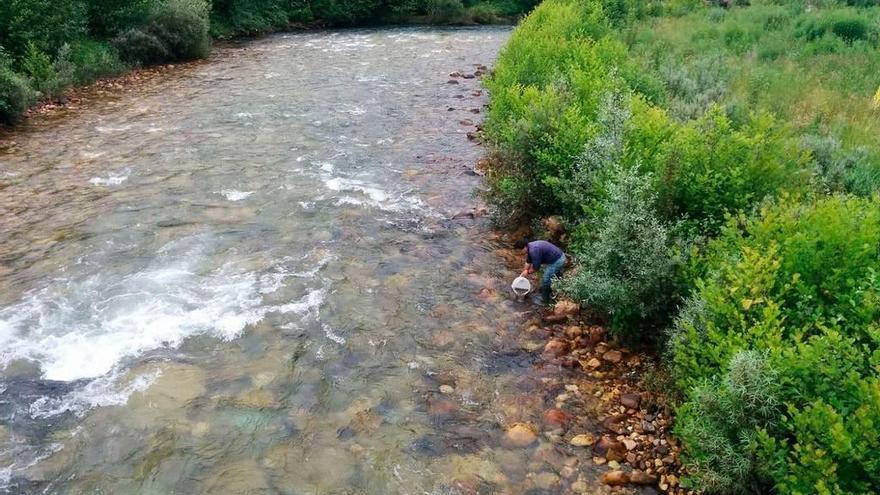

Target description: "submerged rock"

left=503, top=423, right=538, bottom=448
left=601, top=470, right=629, bottom=486
left=569, top=434, right=593, bottom=447
left=542, top=409, right=570, bottom=429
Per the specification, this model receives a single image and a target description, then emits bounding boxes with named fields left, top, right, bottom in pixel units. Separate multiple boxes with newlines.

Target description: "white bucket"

left=511, top=276, right=532, bottom=301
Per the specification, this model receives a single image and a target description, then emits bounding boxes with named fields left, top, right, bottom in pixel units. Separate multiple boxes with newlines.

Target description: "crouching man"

left=514, top=239, right=566, bottom=303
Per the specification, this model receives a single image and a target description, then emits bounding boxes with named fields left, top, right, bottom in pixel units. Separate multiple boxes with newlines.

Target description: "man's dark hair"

left=513, top=238, right=529, bottom=249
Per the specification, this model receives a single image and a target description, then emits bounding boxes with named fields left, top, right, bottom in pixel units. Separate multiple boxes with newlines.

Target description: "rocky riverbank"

left=491, top=243, right=693, bottom=494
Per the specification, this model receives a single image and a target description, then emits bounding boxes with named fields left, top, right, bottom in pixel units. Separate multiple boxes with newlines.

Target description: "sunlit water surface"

left=0, top=27, right=594, bottom=494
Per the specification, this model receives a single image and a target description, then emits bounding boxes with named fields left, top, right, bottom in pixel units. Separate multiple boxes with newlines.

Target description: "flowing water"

left=0, top=27, right=606, bottom=494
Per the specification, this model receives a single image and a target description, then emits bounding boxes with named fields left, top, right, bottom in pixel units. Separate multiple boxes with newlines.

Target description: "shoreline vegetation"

left=0, top=0, right=537, bottom=126
left=483, top=0, right=880, bottom=493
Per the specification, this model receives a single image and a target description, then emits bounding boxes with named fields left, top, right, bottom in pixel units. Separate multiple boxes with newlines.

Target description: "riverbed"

left=0, top=27, right=634, bottom=495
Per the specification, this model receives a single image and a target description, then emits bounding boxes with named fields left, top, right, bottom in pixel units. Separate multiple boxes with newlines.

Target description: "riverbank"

left=491, top=239, right=691, bottom=493
left=0, top=0, right=537, bottom=126
left=482, top=1, right=880, bottom=493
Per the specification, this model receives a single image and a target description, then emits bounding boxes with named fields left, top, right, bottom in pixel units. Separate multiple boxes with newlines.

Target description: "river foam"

left=0, top=243, right=332, bottom=384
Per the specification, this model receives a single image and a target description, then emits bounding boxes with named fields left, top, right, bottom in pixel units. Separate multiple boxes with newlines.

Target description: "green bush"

left=796, top=9, right=876, bottom=44
left=0, top=64, right=35, bottom=124
left=86, top=0, right=154, bottom=37
left=670, top=195, right=880, bottom=493
left=22, top=41, right=61, bottom=97
left=115, top=0, right=211, bottom=65
left=560, top=163, right=678, bottom=338
left=653, top=108, right=809, bottom=235
left=675, top=351, right=779, bottom=494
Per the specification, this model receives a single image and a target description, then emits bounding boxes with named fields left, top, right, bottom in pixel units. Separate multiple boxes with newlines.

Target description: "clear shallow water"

left=0, top=27, right=598, bottom=494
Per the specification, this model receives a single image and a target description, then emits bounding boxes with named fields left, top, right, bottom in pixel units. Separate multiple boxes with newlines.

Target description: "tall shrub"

left=670, top=195, right=880, bottom=494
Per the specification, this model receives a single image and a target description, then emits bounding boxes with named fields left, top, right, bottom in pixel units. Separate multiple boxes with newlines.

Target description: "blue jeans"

left=541, top=254, right=566, bottom=302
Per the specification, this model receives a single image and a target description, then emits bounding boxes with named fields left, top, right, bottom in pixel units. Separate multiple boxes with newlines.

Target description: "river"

left=0, top=26, right=605, bottom=494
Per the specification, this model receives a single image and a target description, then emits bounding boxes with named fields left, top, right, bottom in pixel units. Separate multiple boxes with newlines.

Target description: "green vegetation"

left=0, top=0, right=538, bottom=125
left=483, top=0, right=880, bottom=492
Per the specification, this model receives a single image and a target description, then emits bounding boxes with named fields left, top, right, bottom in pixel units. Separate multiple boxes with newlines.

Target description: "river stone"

left=569, top=434, right=594, bottom=447
left=543, top=338, right=569, bottom=358
left=620, top=393, right=641, bottom=409
left=593, top=436, right=626, bottom=462
left=584, top=358, right=602, bottom=370
left=542, top=409, right=570, bottom=428
left=601, top=470, right=629, bottom=486
left=503, top=423, right=538, bottom=448
left=630, top=470, right=658, bottom=485
left=439, top=384, right=455, bottom=394
left=553, top=300, right=579, bottom=316
left=602, top=350, right=623, bottom=363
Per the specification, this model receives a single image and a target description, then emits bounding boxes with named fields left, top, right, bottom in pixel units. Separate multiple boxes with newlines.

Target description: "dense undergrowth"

left=483, top=0, right=880, bottom=492
left=0, top=0, right=537, bottom=125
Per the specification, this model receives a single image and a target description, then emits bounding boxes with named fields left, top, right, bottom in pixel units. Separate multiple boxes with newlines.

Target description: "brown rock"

left=620, top=393, right=641, bottom=409
left=449, top=71, right=462, bottom=77
left=602, top=350, right=623, bottom=363
left=543, top=339, right=570, bottom=358
left=447, top=79, right=460, bottom=84
left=459, top=119, right=474, bottom=126
left=587, top=327, right=606, bottom=346
left=623, top=438, right=638, bottom=451
left=602, top=414, right=627, bottom=434
left=553, top=300, right=579, bottom=316
left=629, top=470, right=657, bottom=485
left=565, top=326, right=583, bottom=339
left=601, top=470, right=629, bottom=486
left=584, top=358, right=602, bottom=370
left=504, top=423, right=538, bottom=448
left=593, top=436, right=626, bottom=462
left=542, top=409, right=571, bottom=429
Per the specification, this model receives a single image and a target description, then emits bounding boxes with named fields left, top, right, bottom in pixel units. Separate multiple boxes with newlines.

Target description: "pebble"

left=504, top=423, right=538, bottom=448
left=571, top=480, right=589, bottom=493
left=585, top=358, right=602, bottom=369
left=543, top=409, right=571, bottom=428
left=620, top=393, right=641, bottom=409
left=602, top=350, right=623, bottom=363
left=593, top=436, right=626, bottom=462
left=569, top=434, right=594, bottom=447
left=543, top=338, right=569, bottom=357
left=439, top=385, right=455, bottom=394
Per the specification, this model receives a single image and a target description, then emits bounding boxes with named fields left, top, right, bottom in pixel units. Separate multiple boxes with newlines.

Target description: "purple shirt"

left=527, top=241, right=563, bottom=270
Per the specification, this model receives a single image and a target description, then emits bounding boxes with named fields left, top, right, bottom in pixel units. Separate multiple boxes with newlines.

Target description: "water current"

left=0, top=27, right=607, bottom=494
